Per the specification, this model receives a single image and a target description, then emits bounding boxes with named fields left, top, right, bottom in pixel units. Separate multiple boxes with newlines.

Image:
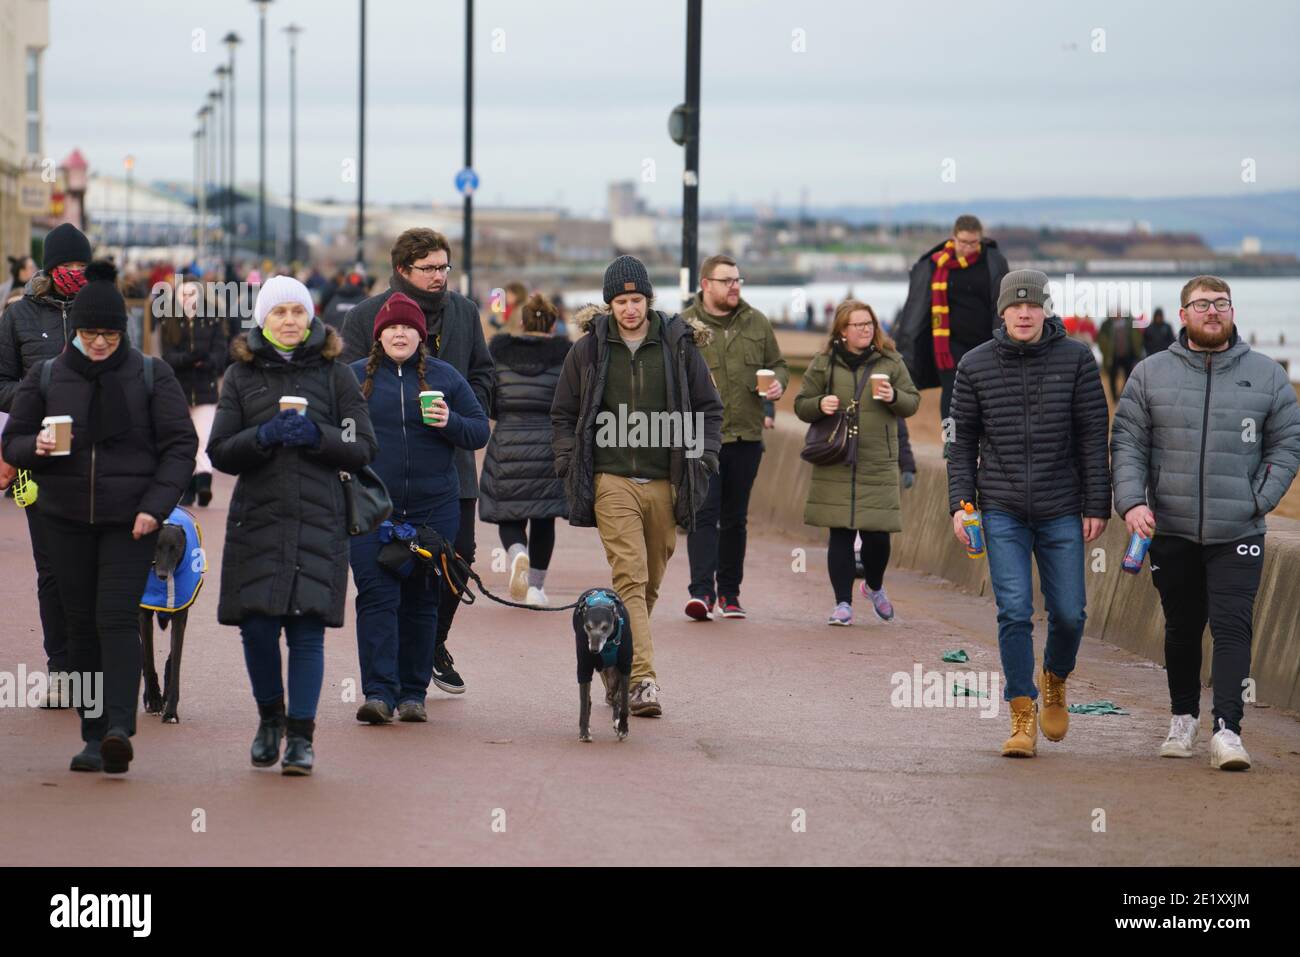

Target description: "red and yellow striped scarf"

left=929, top=240, right=981, bottom=371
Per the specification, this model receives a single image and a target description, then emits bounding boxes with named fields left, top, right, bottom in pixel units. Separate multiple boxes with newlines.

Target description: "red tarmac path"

left=1, top=472, right=1297, bottom=866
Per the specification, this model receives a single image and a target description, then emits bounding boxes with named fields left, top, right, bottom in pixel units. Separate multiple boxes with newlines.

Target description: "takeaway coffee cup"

left=42, top=415, right=73, bottom=455
left=756, top=369, right=776, bottom=394
left=420, top=391, right=445, bottom=424
left=279, top=395, right=308, bottom=415
left=870, top=374, right=890, bottom=399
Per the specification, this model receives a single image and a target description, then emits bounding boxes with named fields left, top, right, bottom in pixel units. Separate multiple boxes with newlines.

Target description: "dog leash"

left=402, top=536, right=585, bottom=612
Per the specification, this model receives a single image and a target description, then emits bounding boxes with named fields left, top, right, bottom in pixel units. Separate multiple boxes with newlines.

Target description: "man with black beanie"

left=0, top=222, right=94, bottom=705
left=340, top=228, right=494, bottom=693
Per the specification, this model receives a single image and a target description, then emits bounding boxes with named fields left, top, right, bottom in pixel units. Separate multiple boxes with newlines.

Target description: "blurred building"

left=0, top=0, right=49, bottom=259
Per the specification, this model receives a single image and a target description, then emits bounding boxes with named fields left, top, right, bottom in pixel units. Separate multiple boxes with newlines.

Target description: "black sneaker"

left=70, top=740, right=103, bottom=772
left=100, top=728, right=133, bottom=774
left=432, top=644, right=465, bottom=694
left=355, top=699, right=393, bottom=724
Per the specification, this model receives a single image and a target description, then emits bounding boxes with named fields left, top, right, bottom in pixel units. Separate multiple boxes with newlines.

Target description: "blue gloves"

left=256, top=410, right=293, bottom=449
left=901, top=470, right=915, bottom=490
left=257, top=409, right=321, bottom=450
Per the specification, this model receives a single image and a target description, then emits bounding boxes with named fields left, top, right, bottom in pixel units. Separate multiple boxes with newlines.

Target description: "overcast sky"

left=42, top=0, right=1300, bottom=216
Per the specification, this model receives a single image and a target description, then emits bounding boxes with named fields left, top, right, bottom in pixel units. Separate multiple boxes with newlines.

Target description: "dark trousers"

left=1150, top=534, right=1264, bottom=735
left=1107, top=355, right=1137, bottom=402
left=938, top=368, right=957, bottom=427
left=436, top=498, right=477, bottom=647
left=25, top=501, right=69, bottom=672
left=42, top=514, right=157, bottom=743
left=686, top=440, right=764, bottom=602
left=350, top=497, right=460, bottom=707
left=827, top=528, right=891, bottom=602
left=239, top=614, right=326, bottom=720
left=498, top=517, right=556, bottom=570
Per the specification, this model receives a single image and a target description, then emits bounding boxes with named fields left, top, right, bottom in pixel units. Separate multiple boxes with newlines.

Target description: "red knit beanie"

left=373, top=292, right=427, bottom=341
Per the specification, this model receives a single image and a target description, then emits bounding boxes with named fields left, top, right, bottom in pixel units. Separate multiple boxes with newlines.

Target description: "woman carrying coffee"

left=478, top=293, right=572, bottom=605
left=1, top=261, right=197, bottom=773
left=208, top=276, right=376, bottom=775
left=348, top=292, right=488, bottom=724
left=159, top=277, right=228, bottom=507
left=794, top=299, right=919, bottom=627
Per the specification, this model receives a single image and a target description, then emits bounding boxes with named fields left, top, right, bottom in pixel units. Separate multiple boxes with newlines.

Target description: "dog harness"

left=585, top=589, right=625, bottom=668
left=139, top=506, right=205, bottom=617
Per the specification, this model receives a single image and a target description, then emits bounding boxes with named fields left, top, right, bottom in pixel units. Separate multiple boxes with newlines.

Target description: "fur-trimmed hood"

left=231, top=318, right=344, bottom=364
left=571, top=303, right=714, bottom=348
left=488, top=332, right=572, bottom=376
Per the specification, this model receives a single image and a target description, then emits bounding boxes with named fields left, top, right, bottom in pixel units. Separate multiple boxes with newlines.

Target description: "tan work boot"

left=1039, top=668, right=1069, bottom=742
left=1002, top=696, right=1037, bottom=757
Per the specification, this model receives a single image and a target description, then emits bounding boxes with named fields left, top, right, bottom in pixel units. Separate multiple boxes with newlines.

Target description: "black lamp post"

left=284, top=22, right=303, bottom=265
left=222, top=31, right=242, bottom=278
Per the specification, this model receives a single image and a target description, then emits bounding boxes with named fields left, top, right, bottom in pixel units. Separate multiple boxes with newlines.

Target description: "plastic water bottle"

left=1122, top=532, right=1152, bottom=574
left=960, top=501, right=985, bottom=559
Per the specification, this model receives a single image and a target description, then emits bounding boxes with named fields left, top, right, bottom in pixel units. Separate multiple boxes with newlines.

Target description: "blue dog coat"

left=139, top=506, right=205, bottom=617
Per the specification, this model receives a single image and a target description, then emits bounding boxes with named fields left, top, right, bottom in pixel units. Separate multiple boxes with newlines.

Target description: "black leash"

left=415, top=535, right=584, bottom=612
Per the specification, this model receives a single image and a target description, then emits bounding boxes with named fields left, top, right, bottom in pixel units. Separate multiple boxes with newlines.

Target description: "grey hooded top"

left=1110, top=328, right=1300, bottom=544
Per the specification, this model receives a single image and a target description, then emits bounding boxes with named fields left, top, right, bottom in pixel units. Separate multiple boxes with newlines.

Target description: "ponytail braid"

left=361, top=341, right=384, bottom=399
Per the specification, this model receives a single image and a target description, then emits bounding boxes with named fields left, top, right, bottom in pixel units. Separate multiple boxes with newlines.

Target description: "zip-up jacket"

left=0, top=275, right=73, bottom=412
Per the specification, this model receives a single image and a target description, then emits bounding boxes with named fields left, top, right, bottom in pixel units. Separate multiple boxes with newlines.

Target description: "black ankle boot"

left=179, top=475, right=197, bottom=507
left=251, top=696, right=286, bottom=767
left=282, top=717, right=315, bottom=776
left=195, top=472, right=213, bottom=507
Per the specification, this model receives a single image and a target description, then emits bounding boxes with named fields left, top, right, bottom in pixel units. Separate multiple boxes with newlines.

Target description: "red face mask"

left=50, top=265, right=87, bottom=297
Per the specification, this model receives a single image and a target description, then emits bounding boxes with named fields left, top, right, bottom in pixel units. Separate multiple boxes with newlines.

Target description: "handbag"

left=327, top=365, right=393, bottom=535
left=800, top=359, right=873, bottom=467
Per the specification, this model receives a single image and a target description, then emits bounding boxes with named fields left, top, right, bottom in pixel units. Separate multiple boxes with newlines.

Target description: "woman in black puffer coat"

left=2, top=261, right=198, bottom=775
left=159, top=277, right=228, bottom=507
left=478, top=294, right=572, bottom=605
left=208, top=276, right=376, bottom=776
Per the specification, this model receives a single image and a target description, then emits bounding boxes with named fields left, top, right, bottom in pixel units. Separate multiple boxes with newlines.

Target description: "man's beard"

left=1187, top=318, right=1233, bottom=349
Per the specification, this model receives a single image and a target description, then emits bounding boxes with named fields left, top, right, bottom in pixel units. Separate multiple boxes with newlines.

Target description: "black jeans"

left=42, top=514, right=158, bottom=743
left=25, top=501, right=69, bottom=672
left=1107, top=355, right=1137, bottom=402
left=498, top=517, right=556, bottom=571
left=436, top=498, right=478, bottom=647
left=686, top=440, right=764, bottom=602
left=827, top=528, right=891, bottom=603
left=1149, top=534, right=1264, bottom=735
left=938, top=368, right=957, bottom=429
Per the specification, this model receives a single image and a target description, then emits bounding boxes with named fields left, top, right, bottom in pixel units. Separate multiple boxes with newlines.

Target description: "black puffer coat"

left=947, top=317, right=1111, bottom=521
left=159, top=315, right=228, bottom=406
left=479, top=333, right=572, bottom=523
left=2, top=347, right=198, bottom=525
left=207, top=320, right=377, bottom=627
left=0, top=275, right=72, bottom=412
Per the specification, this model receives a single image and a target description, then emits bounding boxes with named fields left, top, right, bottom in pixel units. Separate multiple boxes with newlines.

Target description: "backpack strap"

left=39, top=357, right=53, bottom=400
left=143, top=354, right=154, bottom=394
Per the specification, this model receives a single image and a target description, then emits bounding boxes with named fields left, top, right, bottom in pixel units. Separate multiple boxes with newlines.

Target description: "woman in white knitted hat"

left=208, top=276, right=377, bottom=776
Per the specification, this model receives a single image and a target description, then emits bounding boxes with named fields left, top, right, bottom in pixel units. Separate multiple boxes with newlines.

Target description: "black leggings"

left=498, top=518, right=556, bottom=571
left=827, top=528, right=891, bottom=603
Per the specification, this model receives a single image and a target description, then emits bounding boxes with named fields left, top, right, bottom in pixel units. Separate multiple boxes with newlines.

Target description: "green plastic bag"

left=1067, top=700, right=1129, bottom=716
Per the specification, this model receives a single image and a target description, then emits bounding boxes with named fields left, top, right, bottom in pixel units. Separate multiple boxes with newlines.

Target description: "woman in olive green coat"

left=795, top=300, right=919, bottom=626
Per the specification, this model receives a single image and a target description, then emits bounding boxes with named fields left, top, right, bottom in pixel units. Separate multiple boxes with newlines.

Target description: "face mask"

left=51, top=266, right=87, bottom=297
left=71, top=334, right=89, bottom=355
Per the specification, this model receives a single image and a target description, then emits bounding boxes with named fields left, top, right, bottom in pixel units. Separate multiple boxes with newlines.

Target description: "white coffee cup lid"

left=280, top=395, right=308, bottom=403
left=757, top=368, right=775, bottom=375
left=43, top=415, right=74, bottom=424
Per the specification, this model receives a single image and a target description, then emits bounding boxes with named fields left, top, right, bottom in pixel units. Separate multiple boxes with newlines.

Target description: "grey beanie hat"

left=997, top=269, right=1052, bottom=315
left=602, top=255, right=653, bottom=303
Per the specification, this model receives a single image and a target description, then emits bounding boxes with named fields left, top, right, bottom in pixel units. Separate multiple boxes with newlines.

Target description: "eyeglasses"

left=1184, top=298, right=1232, bottom=314
left=704, top=276, right=744, bottom=288
left=845, top=322, right=874, bottom=332
left=410, top=264, right=452, bottom=276
left=77, top=330, right=122, bottom=344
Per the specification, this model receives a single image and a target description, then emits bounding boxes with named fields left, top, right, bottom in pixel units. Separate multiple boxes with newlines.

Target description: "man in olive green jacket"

left=681, top=254, right=789, bottom=621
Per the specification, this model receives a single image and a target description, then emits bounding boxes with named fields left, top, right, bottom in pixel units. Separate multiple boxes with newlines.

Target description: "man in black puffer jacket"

left=947, top=269, right=1111, bottom=760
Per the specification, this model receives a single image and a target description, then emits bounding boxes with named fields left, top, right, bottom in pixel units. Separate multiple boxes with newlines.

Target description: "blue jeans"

left=983, top=509, right=1087, bottom=702
left=239, top=614, right=326, bottom=719
left=350, top=500, right=460, bottom=708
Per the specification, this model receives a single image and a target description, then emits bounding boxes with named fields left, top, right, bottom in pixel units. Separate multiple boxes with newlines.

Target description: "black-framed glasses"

left=1184, top=298, right=1232, bottom=314
left=704, top=276, right=744, bottom=288
left=76, top=329, right=122, bottom=344
left=410, top=263, right=452, bottom=276
left=845, top=321, right=873, bottom=332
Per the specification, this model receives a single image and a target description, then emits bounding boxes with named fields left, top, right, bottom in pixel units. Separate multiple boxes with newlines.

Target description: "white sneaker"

left=1209, top=719, right=1251, bottom=771
left=525, top=585, right=548, bottom=606
left=1159, top=714, right=1199, bottom=758
left=508, top=550, right=530, bottom=601
left=40, top=673, right=71, bottom=709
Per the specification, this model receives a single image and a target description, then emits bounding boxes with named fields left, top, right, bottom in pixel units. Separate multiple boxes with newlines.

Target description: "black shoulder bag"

left=327, top=364, right=392, bottom=535
left=800, top=359, right=872, bottom=467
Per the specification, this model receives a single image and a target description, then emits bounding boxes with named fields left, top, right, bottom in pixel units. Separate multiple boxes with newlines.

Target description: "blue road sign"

left=455, top=167, right=480, bottom=196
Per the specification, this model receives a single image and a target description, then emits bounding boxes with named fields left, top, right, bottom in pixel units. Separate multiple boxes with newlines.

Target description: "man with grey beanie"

left=947, top=269, right=1111, bottom=759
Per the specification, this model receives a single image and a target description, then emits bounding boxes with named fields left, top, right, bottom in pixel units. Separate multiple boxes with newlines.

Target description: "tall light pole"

left=209, top=83, right=224, bottom=267
left=196, top=106, right=209, bottom=266
left=284, top=23, right=303, bottom=265
left=681, top=0, right=702, bottom=302
left=123, top=154, right=135, bottom=266
left=223, top=31, right=242, bottom=278
left=356, top=0, right=366, bottom=269
left=462, top=0, right=474, bottom=299
left=254, top=1, right=272, bottom=262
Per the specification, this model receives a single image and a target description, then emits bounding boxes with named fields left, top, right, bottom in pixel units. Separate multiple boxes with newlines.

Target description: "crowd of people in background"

left=1, top=212, right=1297, bottom=777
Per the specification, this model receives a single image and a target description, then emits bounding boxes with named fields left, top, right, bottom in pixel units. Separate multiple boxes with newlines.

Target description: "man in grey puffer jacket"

left=1111, top=275, right=1300, bottom=771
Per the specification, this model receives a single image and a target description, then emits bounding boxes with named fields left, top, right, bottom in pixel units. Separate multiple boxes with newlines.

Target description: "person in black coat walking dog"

left=208, top=276, right=377, bottom=775
left=2, top=261, right=199, bottom=773
left=479, top=293, right=572, bottom=605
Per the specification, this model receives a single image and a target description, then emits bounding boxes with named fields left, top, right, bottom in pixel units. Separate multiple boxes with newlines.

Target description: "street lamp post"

left=356, top=0, right=366, bottom=270
left=123, top=154, right=135, bottom=267
left=462, top=0, right=473, bottom=299
left=196, top=105, right=209, bottom=265
left=209, top=83, right=224, bottom=267
left=253, top=1, right=272, bottom=262
left=284, top=23, right=303, bottom=265
left=223, top=31, right=242, bottom=279
left=681, top=0, right=702, bottom=302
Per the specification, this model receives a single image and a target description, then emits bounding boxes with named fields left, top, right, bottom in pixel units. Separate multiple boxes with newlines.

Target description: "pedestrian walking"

left=322, top=269, right=367, bottom=331
left=348, top=292, right=489, bottom=722
left=681, top=254, right=788, bottom=621
left=947, top=270, right=1111, bottom=759
left=2, top=254, right=36, bottom=309
left=159, top=277, right=227, bottom=507
left=795, top=300, right=920, bottom=626
left=551, top=255, right=722, bottom=717
left=1099, top=309, right=1144, bottom=401
left=1142, top=307, right=1175, bottom=356
left=479, top=293, right=572, bottom=605
left=340, top=228, right=494, bottom=694
left=1111, top=276, right=1300, bottom=770
left=1, top=261, right=198, bottom=773
left=208, top=276, right=377, bottom=775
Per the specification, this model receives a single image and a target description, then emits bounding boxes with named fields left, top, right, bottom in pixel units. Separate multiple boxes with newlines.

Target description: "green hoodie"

left=682, top=294, right=788, bottom=443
